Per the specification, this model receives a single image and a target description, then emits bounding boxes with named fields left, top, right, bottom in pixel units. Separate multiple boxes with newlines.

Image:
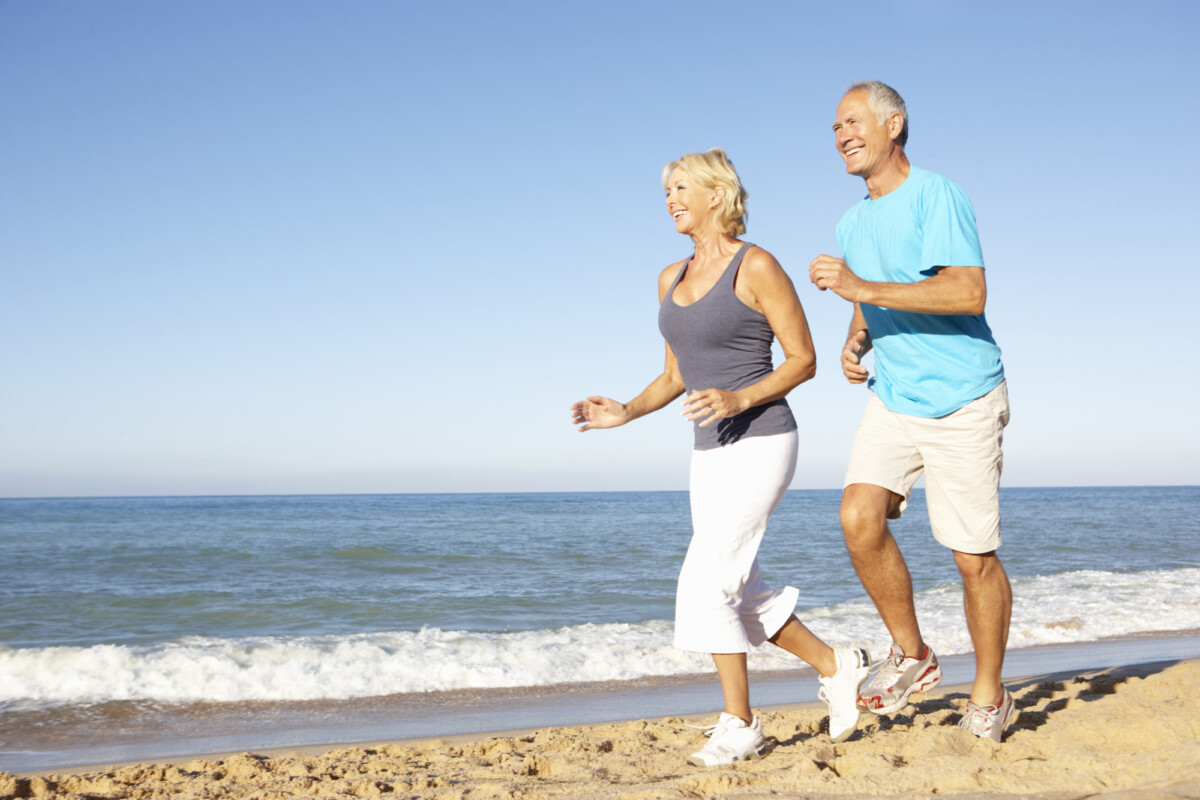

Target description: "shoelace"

left=685, top=720, right=730, bottom=738
left=959, top=702, right=992, bottom=732
left=863, top=650, right=903, bottom=686
left=820, top=651, right=873, bottom=704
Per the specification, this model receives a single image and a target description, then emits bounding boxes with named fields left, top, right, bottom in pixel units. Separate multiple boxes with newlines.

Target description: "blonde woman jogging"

left=572, top=148, right=870, bottom=766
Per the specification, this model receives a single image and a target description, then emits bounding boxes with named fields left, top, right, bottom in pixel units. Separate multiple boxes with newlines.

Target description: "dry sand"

left=4, top=659, right=1199, bottom=799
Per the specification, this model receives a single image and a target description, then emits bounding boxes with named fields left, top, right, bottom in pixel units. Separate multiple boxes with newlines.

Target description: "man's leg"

left=954, top=549, right=1011, bottom=707
left=921, top=383, right=1011, bottom=709
left=841, top=482, right=926, bottom=657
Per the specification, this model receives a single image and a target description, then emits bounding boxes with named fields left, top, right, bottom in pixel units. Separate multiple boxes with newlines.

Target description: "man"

left=808, top=81, right=1015, bottom=741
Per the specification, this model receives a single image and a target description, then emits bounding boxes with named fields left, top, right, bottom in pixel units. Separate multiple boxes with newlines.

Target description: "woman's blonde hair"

left=661, top=148, right=748, bottom=236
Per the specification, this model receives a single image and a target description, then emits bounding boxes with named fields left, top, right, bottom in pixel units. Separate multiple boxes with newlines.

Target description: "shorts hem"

left=932, top=532, right=1003, bottom=554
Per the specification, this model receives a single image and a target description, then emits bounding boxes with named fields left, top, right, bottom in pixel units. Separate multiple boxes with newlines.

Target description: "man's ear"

left=887, top=112, right=904, bottom=142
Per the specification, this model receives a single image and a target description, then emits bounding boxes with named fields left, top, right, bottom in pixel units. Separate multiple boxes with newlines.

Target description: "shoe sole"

left=687, top=749, right=762, bottom=767
left=829, top=717, right=861, bottom=744
left=862, top=665, right=943, bottom=715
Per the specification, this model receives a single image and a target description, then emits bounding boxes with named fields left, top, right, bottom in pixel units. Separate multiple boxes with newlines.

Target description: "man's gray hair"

left=847, top=80, right=909, bottom=147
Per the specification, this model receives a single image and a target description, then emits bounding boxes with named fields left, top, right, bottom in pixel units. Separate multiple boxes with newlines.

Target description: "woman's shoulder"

left=660, top=257, right=688, bottom=278
left=658, top=258, right=687, bottom=299
left=740, top=244, right=784, bottom=276
left=659, top=258, right=687, bottom=283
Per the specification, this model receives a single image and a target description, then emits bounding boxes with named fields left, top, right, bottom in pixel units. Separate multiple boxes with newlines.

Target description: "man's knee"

left=954, top=549, right=1002, bottom=585
left=840, top=485, right=898, bottom=549
left=839, top=494, right=873, bottom=537
left=841, top=485, right=898, bottom=527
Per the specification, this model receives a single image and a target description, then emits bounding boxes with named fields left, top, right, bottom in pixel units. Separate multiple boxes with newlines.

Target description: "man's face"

left=832, top=90, right=898, bottom=179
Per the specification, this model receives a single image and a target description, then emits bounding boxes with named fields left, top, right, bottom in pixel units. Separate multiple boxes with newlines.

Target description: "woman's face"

left=664, top=168, right=718, bottom=234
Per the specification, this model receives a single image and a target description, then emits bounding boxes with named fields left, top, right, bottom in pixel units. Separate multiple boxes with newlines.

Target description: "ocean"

left=1, top=487, right=1198, bottom=771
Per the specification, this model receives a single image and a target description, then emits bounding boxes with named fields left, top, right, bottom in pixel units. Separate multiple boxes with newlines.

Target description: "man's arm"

left=809, top=256, right=986, bottom=316
left=841, top=304, right=872, bottom=384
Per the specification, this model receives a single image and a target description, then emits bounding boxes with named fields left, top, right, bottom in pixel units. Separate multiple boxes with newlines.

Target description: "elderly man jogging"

left=809, top=80, right=1015, bottom=742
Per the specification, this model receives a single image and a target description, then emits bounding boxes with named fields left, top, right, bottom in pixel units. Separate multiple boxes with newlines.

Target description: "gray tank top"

left=658, top=242, right=797, bottom=450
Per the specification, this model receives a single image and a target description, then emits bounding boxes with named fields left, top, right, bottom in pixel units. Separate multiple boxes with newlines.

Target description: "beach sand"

left=3, top=658, right=1198, bottom=799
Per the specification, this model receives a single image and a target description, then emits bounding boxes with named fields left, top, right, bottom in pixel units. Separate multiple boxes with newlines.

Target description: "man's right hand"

left=842, top=329, right=871, bottom=384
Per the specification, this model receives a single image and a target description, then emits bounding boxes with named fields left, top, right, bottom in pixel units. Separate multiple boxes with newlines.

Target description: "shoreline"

left=5, top=630, right=1199, bottom=778
left=4, top=656, right=1199, bottom=798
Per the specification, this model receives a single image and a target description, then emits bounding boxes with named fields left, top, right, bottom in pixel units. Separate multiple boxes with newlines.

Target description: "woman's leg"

left=769, top=616, right=837, bottom=678
left=676, top=433, right=799, bottom=720
left=712, top=653, right=752, bottom=723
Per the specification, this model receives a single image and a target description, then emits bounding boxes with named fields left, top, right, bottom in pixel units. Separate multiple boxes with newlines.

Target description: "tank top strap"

left=670, top=242, right=754, bottom=295
left=666, top=254, right=693, bottom=297
left=717, top=242, right=754, bottom=293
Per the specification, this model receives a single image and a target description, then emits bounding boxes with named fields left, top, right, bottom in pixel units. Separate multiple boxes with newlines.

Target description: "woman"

left=570, top=149, right=871, bottom=766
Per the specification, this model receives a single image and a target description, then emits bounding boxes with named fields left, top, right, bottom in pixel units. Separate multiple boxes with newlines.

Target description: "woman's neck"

left=690, top=231, right=741, bottom=263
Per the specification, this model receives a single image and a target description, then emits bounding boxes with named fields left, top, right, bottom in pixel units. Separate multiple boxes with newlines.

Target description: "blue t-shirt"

left=837, top=166, right=1004, bottom=418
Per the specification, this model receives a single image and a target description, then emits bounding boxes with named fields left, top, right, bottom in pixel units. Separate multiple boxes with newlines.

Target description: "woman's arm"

left=571, top=341, right=685, bottom=431
left=570, top=262, right=688, bottom=432
left=681, top=247, right=816, bottom=427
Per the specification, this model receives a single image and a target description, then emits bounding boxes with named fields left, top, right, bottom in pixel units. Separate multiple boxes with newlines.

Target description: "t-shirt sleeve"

left=919, top=176, right=984, bottom=270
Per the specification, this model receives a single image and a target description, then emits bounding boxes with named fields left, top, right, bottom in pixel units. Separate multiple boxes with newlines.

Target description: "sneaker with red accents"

left=858, top=643, right=942, bottom=715
left=958, top=687, right=1017, bottom=741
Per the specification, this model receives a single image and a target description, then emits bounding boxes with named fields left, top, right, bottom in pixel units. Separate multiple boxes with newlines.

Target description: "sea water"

left=2, top=487, right=1197, bottom=710
left=0, top=488, right=1197, bottom=768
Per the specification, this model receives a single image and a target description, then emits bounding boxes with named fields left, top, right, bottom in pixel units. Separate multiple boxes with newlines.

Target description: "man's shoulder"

left=908, top=166, right=972, bottom=200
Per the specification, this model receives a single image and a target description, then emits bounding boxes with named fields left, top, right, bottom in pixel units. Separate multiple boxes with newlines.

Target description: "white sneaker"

left=688, top=712, right=765, bottom=766
left=818, top=647, right=872, bottom=742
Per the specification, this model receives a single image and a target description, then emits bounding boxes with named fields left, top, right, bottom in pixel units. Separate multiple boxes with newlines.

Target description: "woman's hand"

left=681, top=389, right=746, bottom=428
left=570, top=396, right=630, bottom=431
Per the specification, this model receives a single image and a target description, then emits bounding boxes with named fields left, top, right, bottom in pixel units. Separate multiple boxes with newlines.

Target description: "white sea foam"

left=3, top=567, right=1197, bottom=710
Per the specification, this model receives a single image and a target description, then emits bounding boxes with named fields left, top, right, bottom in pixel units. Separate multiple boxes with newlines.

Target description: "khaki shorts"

left=844, top=381, right=1010, bottom=554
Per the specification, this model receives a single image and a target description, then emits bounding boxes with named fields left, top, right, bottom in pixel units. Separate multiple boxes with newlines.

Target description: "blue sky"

left=2, top=0, right=1197, bottom=497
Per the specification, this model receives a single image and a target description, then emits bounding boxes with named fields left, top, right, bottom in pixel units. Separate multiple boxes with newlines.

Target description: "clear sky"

left=2, top=0, right=1197, bottom=497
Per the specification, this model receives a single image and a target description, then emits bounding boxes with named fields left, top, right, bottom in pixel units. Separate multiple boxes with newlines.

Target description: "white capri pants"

left=673, top=430, right=800, bottom=654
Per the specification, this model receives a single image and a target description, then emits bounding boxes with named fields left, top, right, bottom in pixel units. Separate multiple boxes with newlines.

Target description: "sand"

left=3, top=659, right=1199, bottom=800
